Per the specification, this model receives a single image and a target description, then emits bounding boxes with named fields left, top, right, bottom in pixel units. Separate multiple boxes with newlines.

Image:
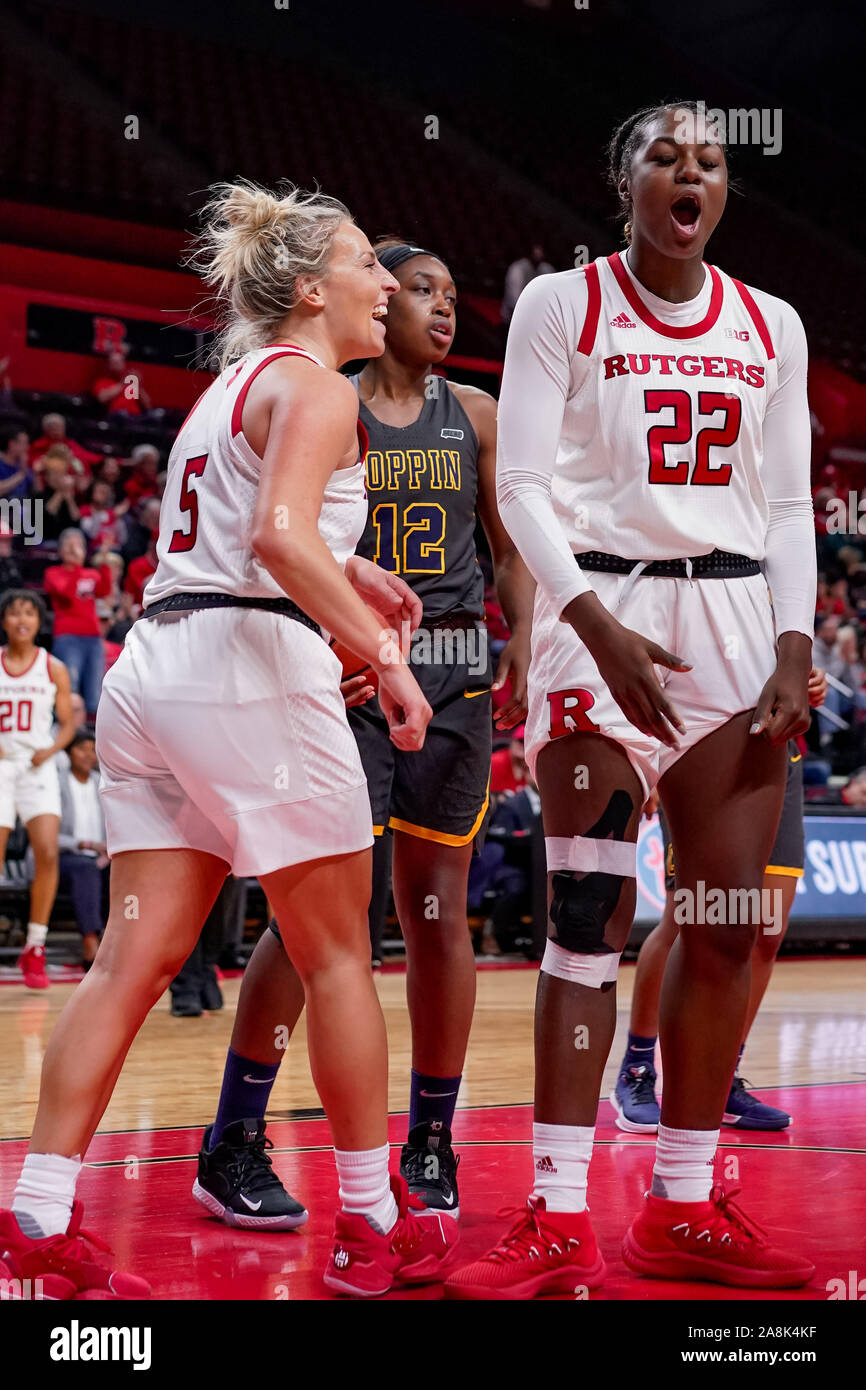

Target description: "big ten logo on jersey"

left=547, top=688, right=600, bottom=740
left=365, top=448, right=461, bottom=576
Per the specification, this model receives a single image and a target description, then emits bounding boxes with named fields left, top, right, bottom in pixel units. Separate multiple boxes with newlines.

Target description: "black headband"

left=376, top=243, right=443, bottom=274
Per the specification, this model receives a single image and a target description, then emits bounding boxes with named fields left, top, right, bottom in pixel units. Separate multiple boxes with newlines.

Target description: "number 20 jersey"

left=516, top=251, right=807, bottom=563
left=0, top=646, right=56, bottom=760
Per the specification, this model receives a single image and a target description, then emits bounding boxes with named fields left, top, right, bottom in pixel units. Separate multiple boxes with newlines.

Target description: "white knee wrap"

left=541, top=834, right=635, bottom=987
left=540, top=938, right=621, bottom=987
left=545, top=836, right=637, bottom=876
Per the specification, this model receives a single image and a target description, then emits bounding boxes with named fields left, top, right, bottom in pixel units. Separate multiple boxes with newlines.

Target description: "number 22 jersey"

left=496, top=251, right=814, bottom=638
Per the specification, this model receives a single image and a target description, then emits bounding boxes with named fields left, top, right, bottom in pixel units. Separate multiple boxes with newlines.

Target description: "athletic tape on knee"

left=540, top=938, right=621, bottom=987
left=545, top=836, right=637, bottom=876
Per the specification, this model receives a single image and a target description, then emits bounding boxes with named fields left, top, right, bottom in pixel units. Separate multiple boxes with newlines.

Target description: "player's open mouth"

left=671, top=194, right=701, bottom=236
left=372, top=305, right=388, bottom=320
left=430, top=323, right=452, bottom=343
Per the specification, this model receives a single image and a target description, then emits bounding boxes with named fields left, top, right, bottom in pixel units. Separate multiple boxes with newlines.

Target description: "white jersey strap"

left=230, top=345, right=325, bottom=438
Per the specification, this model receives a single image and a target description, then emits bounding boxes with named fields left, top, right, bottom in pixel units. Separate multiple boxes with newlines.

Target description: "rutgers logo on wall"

left=547, top=688, right=601, bottom=739
left=92, top=316, right=127, bottom=355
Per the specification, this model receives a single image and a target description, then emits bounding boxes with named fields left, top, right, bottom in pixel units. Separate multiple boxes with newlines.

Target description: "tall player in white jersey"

left=0, top=590, right=75, bottom=990
left=446, top=102, right=817, bottom=1299
left=1, top=182, right=458, bottom=1300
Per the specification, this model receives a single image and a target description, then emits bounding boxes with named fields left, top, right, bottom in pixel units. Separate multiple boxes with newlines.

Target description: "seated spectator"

left=0, top=522, right=24, bottom=590
left=812, top=766, right=866, bottom=806
left=44, top=529, right=112, bottom=716
left=57, top=730, right=108, bottom=968
left=815, top=576, right=846, bottom=621
left=501, top=243, right=555, bottom=325
left=54, top=693, right=87, bottom=772
left=491, top=726, right=529, bottom=795
left=0, top=355, right=19, bottom=414
left=122, top=496, right=161, bottom=565
left=813, top=614, right=864, bottom=748
left=33, top=450, right=82, bottom=542
left=92, top=456, right=123, bottom=489
left=91, top=349, right=153, bottom=417
left=101, top=587, right=135, bottom=646
left=123, top=445, right=160, bottom=507
left=0, top=427, right=32, bottom=501
left=469, top=736, right=541, bottom=956
left=30, top=414, right=99, bottom=474
left=123, top=532, right=158, bottom=610
left=79, top=478, right=130, bottom=551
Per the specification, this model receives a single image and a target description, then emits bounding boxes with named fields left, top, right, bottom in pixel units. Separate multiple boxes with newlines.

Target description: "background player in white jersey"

left=0, top=590, right=75, bottom=990
left=0, top=182, right=459, bottom=1300
left=446, top=101, right=817, bottom=1298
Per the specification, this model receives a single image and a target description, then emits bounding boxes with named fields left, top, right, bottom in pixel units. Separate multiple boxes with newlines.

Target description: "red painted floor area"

left=1, top=1086, right=863, bottom=1300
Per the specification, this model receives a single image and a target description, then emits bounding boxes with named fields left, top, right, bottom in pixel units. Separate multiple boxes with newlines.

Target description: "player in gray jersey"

left=198, top=241, right=536, bottom=1228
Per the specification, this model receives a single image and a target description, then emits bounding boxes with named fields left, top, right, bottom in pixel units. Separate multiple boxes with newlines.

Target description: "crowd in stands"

left=0, top=354, right=165, bottom=724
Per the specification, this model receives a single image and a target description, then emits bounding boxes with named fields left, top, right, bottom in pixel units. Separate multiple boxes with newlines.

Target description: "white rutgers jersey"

left=145, top=344, right=369, bottom=607
left=0, top=647, right=56, bottom=760
left=504, top=251, right=807, bottom=564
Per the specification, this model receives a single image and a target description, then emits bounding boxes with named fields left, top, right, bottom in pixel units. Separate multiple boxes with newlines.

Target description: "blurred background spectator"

left=501, top=242, right=555, bottom=325
left=91, top=349, right=154, bottom=418
left=0, top=427, right=33, bottom=501
left=30, top=413, right=100, bottom=476
left=57, top=729, right=108, bottom=968
left=44, top=529, right=112, bottom=716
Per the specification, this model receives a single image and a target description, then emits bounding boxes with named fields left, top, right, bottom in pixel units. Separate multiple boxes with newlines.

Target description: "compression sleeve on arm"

left=760, top=299, right=816, bottom=639
left=496, top=274, right=592, bottom=618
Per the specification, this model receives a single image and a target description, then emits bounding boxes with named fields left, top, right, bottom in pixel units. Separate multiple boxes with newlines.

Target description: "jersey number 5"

left=645, top=390, right=742, bottom=486
left=168, top=454, right=208, bottom=553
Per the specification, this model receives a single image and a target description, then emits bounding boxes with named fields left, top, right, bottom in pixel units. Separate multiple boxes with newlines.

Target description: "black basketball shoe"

left=400, top=1122, right=460, bottom=1219
left=193, top=1119, right=308, bottom=1230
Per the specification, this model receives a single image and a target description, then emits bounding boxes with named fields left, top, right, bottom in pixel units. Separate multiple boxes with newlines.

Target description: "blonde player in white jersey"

left=0, top=589, right=75, bottom=990
left=0, top=182, right=459, bottom=1300
left=446, top=102, right=817, bottom=1300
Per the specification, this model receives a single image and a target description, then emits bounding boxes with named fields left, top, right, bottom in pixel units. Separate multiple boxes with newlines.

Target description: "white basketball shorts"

left=96, top=607, right=374, bottom=876
left=0, top=756, right=61, bottom=828
left=525, top=569, right=778, bottom=798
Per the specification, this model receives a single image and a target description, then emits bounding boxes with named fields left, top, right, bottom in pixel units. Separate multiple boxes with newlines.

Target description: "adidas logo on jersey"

left=609, top=312, right=635, bottom=328
left=535, top=1155, right=558, bottom=1174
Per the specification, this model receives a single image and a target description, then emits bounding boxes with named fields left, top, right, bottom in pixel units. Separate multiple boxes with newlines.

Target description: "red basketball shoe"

left=444, top=1197, right=606, bottom=1300
left=0, top=1202, right=151, bottom=1299
left=323, top=1174, right=459, bottom=1297
left=18, top=946, right=49, bottom=990
left=622, top=1185, right=815, bottom=1288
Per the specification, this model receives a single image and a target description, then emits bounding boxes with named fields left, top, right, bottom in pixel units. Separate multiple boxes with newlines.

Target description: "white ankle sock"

left=26, top=922, right=48, bottom=949
left=651, top=1124, right=718, bottom=1202
left=13, top=1152, right=82, bottom=1237
left=532, top=1121, right=594, bottom=1213
left=334, top=1143, right=398, bottom=1234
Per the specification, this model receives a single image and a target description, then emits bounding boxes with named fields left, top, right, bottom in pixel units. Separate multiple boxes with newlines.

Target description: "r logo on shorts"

left=547, top=688, right=601, bottom=740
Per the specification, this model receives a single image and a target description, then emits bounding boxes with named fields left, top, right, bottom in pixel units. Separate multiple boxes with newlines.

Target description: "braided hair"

left=607, top=100, right=728, bottom=244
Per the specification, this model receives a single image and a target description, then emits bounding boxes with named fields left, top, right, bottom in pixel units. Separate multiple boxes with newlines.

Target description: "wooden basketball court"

left=1, top=955, right=864, bottom=1300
